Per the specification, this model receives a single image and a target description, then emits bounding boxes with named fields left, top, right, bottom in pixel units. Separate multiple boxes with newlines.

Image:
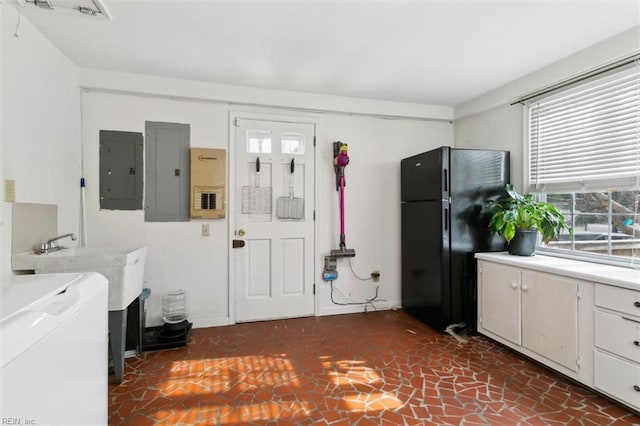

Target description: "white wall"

left=455, top=105, right=523, bottom=189
left=1, top=5, right=81, bottom=280
left=81, top=92, right=231, bottom=327
left=82, top=90, right=453, bottom=326
left=2, top=7, right=454, bottom=325
left=315, top=115, right=452, bottom=315
left=78, top=69, right=454, bottom=327
left=0, top=4, right=6, bottom=289
left=8, top=6, right=634, bottom=328
left=454, top=26, right=640, bottom=190
left=80, top=69, right=452, bottom=122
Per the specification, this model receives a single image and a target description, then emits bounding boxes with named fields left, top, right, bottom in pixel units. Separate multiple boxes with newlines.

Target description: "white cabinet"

left=478, top=260, right=590, bottom=384
left=478, top=262, right=521, bottom=345
left=521, top=271, right=578, bottom=372
left=593, top=284, right=640, bottom=411
left=476, top=252, right=640, bottom=413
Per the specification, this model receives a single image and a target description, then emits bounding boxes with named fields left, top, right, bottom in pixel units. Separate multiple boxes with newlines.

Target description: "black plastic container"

left=142, top=321, right=192, bottom=352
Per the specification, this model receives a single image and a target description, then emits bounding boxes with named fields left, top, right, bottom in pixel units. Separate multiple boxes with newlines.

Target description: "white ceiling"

left=15, top=1, right=640, bottom=107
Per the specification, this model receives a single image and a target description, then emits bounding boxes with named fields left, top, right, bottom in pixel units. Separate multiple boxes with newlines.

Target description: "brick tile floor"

left=108, top=310, right=640, bottom=425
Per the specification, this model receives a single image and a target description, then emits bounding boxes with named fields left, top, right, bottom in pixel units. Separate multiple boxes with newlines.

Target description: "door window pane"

left=247, top=131, right=271, bottom=153
left=281, top=133, right=305, bottom=154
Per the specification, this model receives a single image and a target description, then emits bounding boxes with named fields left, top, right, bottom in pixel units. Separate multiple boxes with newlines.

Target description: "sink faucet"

left=39, top=233, right=77, bottom=253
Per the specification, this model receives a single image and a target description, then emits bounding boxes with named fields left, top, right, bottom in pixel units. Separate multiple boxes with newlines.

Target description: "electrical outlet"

left=202, top=224, right=210, bottom=237
left=371, top=270, right=380, bottom=283
left=4, top=179, right=15, bottom=203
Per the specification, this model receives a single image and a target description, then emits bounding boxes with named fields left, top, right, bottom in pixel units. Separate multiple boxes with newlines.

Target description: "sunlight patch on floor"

left=322, top=357, right=382, bottom=386
left=159, top=354, right=300, bottom=395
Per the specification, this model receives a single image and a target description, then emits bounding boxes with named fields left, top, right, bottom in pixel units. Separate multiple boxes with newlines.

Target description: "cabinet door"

left=521, top=271, right=578, bottom=371
left=478, top=261, right=521, bottom=345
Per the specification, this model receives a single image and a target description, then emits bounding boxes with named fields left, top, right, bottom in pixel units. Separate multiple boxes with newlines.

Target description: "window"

left=247, top=131, right=272, bottom=153
left=544, top=191, right=639, bottom=262
left=524, top=58, right=640, bottom=266
left=281, top=133, right=305, bottom=154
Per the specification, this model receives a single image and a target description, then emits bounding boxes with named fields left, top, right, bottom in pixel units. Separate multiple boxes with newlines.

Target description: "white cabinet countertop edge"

left=475, top=252, right=640, bottom=291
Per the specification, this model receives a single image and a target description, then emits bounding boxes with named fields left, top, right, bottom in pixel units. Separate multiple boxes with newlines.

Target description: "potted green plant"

left=482, top=184, right=573, bottom=256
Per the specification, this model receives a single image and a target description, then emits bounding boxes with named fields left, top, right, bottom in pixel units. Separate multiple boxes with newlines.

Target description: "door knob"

left=238, top=229, right=246, bottom=236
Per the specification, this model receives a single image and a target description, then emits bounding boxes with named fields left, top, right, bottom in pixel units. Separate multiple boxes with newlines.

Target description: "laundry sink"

left=12, top=246, right=146, bottom=311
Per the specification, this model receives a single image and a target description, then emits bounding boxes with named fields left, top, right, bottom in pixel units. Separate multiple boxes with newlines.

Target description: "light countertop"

left=475, top=252, right=640, bottom=292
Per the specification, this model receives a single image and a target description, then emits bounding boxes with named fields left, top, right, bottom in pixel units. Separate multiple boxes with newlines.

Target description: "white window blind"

left=527, top=64, right=640, bottom=193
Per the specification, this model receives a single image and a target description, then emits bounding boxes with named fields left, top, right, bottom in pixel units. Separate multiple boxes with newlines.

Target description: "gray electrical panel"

left=145, top=121, right=190, bottom=222
left=99, top=130, right=143, bottom=210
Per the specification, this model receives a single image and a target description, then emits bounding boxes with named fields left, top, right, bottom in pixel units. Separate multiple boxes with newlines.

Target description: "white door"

left=233, top=118, right=315, bottom=322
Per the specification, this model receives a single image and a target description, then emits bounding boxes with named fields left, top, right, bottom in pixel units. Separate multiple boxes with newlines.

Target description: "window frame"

left=522, top=60, right=640, bottom=269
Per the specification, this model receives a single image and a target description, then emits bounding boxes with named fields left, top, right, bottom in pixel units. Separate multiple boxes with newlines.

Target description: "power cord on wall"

left=347, top=257, right=373, bottom=281
left=329, top=280, right=380, bottom=312
left=328, top=256, right=384, bottom=310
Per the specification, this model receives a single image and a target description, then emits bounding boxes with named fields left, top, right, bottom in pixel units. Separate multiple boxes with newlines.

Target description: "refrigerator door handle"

left=443, top=169, right=448, bottom=192
left=444, top=207, right=448, bottom=230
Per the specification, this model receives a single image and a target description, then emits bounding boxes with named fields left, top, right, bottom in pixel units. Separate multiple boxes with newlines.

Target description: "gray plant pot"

left=508, top=229, right=538, bottom=256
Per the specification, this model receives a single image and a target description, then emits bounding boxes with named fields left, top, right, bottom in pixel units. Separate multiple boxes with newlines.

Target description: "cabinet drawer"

left=594, top=350, right=640, bottom=411
left=595, top=310, right=640, bottom=363
left=595, top=284, right=640, bottom=318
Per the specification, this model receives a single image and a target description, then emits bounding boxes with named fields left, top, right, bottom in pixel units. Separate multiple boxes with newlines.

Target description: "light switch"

left=4, top=179, right=15, bottom=202
left=202, top=224, right=210, bottom=237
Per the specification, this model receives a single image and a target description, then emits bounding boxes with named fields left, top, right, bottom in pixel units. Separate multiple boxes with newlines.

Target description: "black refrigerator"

left=401, top=147, right=510, bottom=332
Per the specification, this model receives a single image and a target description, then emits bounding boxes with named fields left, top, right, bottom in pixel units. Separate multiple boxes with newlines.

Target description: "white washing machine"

left=1, top=272, right=108, bottom=425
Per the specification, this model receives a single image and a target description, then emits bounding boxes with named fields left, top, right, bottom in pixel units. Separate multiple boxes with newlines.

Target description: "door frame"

left=228, top=110, right=318, bottom=324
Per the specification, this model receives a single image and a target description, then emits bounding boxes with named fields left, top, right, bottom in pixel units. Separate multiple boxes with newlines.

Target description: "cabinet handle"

left=634, top=385, right=640, bottom=392
left=521, top=284, right=529, bottom=292
left=510, top=282, right=518, bottom=289
left=635, top=301, right=640, bottom=308
left=634, top=341, right=640, bottom=347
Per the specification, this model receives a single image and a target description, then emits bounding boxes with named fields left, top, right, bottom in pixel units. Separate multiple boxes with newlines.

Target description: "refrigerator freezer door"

left=401, top=200, right=450, bottom=330
left=401, top=147, right=449, bottom=202
left=449, top=149, right=509, bottom=253
left=400, top=147, right=510, bottom=334
left=448, top=149, right=510, bottom=331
